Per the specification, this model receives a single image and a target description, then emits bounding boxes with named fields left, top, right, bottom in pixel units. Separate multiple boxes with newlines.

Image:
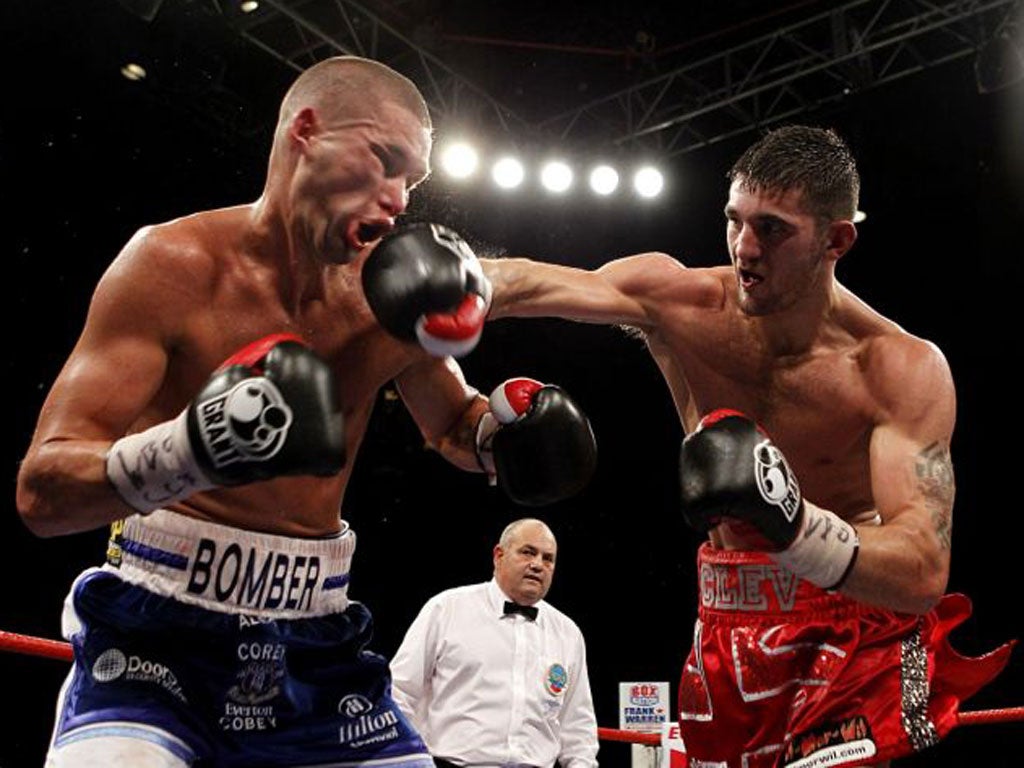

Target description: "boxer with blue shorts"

left=50, top=512, right=430, bottom=767
left=16, top=55, right=596, bottom=768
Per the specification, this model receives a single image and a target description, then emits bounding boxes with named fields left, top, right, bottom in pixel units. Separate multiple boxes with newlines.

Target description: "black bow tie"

left=503, top=601, right=538, bottom=621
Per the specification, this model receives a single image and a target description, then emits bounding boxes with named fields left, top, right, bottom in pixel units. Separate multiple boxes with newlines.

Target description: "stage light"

left=120, top=62, right=147, bottom=81
left=540, top=160, right=573, bottom=193
left=240, top=0, right=259, bottom=12
left=589, top=165, right=619, bottom=195
left=634, top=166, right=664, bottom=198
left=853, top=210, right=867, bottom=223
left=492, top=157, right=525, bottom=189
left=440, top=141, right=479, bottom=179
left=431, top=134, right=672, bottom=202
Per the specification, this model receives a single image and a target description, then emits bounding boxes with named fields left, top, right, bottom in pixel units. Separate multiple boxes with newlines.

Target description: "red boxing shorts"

left=677, top=543, right=1014, bottom=768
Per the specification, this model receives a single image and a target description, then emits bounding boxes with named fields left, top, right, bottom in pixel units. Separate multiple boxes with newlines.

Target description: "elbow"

left=433, top=398, right=489, bottom=474
left=16, top=461, right=74, bottom=539
left=900, top=582, right=945, bottom=616
left=432, top=431, right=482, bottom=475
left=916, top=526, right=951, bottom=613
left=899, top=543, right=949, bottom=615
left=16, top=482, right=60, bottom=538
left=913, top=567, right=948, bottom=615
left=861, top=514, right=950, bottom=615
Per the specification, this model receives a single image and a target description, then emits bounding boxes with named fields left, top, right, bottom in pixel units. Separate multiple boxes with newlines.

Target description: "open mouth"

left=349, top=220, right=392, bottom=250
left=739, top=268, right=763, bottom=289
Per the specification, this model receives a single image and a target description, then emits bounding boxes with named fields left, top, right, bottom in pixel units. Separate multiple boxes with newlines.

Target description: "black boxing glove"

left=362, top=223, right=492, bottom=357
left=475, top=378, right=597, bottom=506
left=106, top=333, right=346, bottom=514
left=679, top=409, right=859, bottom=589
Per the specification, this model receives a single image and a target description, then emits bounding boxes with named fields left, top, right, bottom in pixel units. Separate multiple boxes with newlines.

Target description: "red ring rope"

left=0, top=630, right=73, bottom=662
left=1, top=629, right=1018, bottom=742
left=598, top=727, right=661, bottom=745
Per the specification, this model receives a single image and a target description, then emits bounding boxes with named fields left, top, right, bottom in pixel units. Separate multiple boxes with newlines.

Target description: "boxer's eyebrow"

left=372, top=142, right=429, bottom=189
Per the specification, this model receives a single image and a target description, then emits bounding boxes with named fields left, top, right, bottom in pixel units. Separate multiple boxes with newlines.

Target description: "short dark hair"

left=728, top=125, right=860, bottom=222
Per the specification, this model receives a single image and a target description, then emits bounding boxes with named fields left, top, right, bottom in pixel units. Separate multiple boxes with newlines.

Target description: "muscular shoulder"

left=861, top=329, right=954, bottom=424
left=598, top=252, right=726, bottom=308
left=88, top=208, right=251, bottom=346
left=119, top=209, right=242, bottom=285
left=99, top=211, right=232, bottom=307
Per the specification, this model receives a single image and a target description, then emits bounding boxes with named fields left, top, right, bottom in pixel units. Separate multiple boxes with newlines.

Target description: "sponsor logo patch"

left=783, top=715, right=877, bottom=767
left=337, top=696, right=401, bottom=749
left=220, top=642, right=284, bottom=731
left=91, top=647, right=187, bottom=703
left=338, top=694, right=374, bottom=718
left=226, top=642, right=284, bottom=705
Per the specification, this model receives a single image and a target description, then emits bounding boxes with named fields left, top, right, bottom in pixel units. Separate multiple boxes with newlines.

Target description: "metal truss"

left=218, top=0, right=1020, bottom=156
left=540, top=0, right=1021, bottom=156
left=219, top=0, right=533, bottom=134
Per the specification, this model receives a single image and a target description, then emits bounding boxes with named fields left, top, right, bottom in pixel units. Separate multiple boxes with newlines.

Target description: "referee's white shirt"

left=390, top=579, right=599, bottom=768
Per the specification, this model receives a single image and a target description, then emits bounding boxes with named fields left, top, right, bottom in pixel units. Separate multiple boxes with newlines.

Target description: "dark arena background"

left=3, top=1, right=1022, bottom=766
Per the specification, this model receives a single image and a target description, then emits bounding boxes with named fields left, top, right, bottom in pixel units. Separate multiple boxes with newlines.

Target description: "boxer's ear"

left=823, top=219, right=856, bottom=262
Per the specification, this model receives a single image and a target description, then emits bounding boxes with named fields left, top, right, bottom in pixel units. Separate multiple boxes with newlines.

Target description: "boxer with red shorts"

left=480, top=125, right=1017, bottom=766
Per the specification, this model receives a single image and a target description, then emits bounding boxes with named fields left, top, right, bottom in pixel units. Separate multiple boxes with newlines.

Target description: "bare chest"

left=166, top=272, right=415, bottom=417
left=652, top=325, right=877, bottom=511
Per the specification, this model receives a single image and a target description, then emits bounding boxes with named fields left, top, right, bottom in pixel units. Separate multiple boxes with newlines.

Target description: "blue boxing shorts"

left=46, top=509, right=433, bottom=768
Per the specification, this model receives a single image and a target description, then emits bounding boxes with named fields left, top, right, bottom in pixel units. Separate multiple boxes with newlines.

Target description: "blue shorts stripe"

left=122, top=538, right=190, bottom=570
left=323, top=573, right=351, bottom=590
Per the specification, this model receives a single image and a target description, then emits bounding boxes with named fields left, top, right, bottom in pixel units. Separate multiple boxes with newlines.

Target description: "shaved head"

left=276, top=56, right=431, bottom=139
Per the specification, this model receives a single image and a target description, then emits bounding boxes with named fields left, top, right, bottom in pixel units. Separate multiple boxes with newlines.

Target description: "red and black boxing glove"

left=476, top=378, right=597, bottom=506
left=679, top=409, right=859, bottom=589
left=361, top=223, right=491, bottom=358
left=106, top=333, right=346, bottom=514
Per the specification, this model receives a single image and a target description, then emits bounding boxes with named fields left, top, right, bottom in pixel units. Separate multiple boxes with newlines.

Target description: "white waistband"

left=106, top=509, right=356, bottom=620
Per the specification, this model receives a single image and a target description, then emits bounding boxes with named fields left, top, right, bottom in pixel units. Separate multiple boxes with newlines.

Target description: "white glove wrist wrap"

left=105, top=411, right=215, bottom=514
left=771, top=503, right=859, bottom=590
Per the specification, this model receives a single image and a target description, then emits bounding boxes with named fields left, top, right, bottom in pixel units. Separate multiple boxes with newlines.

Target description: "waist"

left=696, top=542, right=868, bottom=622
left=105, top=509, right=356, bottom=619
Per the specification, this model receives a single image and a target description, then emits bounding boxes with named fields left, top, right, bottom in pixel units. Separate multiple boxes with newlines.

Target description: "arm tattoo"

left=915, top=442, right=954, bottom=549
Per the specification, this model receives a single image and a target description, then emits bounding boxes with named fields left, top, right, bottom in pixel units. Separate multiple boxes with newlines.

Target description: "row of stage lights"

left=438, top=141, right=667, bottom=200
left=119, top=53, right=667, bottom=202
